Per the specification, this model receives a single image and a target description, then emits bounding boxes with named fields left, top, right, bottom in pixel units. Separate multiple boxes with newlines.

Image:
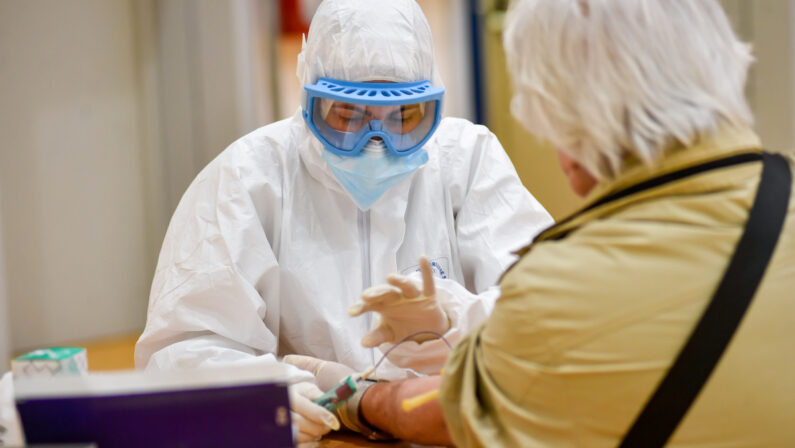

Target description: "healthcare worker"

left=135, top=0, right=552, bottom=442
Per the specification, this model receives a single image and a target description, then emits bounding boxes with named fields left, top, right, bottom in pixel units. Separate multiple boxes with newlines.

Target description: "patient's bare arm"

left=359, top=375, right=452, bottom=446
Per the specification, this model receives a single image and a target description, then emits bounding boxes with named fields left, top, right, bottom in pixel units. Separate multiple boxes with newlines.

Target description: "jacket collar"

left=530, top=126, right=762, bottom=246
left=586, top=126, right=761, bottom=202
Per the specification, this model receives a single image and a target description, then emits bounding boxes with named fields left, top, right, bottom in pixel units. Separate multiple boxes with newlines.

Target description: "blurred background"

left=1, top=0, right=793, bottom=370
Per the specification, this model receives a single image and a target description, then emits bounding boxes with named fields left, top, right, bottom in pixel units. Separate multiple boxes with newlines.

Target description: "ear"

left=556, top=150, right=598, bottom=197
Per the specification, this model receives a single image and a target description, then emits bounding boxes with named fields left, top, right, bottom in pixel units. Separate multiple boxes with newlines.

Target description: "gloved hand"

left=284, top=355, right=392, bottom=441
left=348, top=256, right=450, bottom=347
left=0, top=372, right=25, bottom=447
left=283, top=354, right=356, bottom=392
left=288, top=382, right=340, bottom=443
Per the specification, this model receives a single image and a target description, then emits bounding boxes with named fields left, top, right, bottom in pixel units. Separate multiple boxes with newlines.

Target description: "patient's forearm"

left=359, top=375, right=452, bottom=446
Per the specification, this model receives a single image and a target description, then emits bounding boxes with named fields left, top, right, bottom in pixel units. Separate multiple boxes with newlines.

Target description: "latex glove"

left=283, top=354, right=356, bottom=392
left=0, top=372, right=24, bottom=447
left=288, top=382, right=340, bottom=443
left=349, top=256, right=450, bottom=347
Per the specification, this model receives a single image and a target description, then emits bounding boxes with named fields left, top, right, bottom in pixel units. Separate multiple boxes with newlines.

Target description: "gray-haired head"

left=504, top=0, right=754, bottom=180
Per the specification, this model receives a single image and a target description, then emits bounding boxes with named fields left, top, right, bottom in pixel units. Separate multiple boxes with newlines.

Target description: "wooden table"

left=314, top=432, right=443, bottom=447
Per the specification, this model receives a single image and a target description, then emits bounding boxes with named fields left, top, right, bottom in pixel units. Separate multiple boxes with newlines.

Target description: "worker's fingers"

left=349, top=285, right=402, bottom=316
left=362, top=284, right=402, bottom=304
left=292, top=411, right=330, bottom=442
left=386, top=274, right=420, bottom=298
left=361, top=324, right=395, bottom=347
left=289, top=383, right=340, bottom=431
left=419, top=256, right=436, bottom=297
left=283, top=354, right=326, bottom=377
left=292, top=381, right=325, bottom=398
left=347, top=301, right=367, bottom=317
left=291, top=358, right=356, bottom=392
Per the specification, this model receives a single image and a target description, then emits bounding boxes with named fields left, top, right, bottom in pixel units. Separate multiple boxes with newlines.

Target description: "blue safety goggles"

left=303, top=78, right=445, bottom=157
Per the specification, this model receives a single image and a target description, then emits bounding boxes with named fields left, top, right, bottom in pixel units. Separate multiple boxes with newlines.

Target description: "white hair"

left=503, top=0, right=754, bottom=180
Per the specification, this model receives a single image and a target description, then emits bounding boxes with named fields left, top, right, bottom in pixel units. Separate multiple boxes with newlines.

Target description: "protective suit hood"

left=296, top=0, right=443, bottom=86
left=295, top=0, right=444, bottom=195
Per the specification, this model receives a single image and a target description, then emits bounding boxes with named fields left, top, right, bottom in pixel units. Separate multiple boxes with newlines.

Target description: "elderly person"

left=320, top=0, right=795, bottom=446
left=135, top=0, right=552, bottom=442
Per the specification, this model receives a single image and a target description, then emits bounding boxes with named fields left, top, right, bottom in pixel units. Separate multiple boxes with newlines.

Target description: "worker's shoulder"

left=183, top=117, right=301, bottom=194
left=227, top=115, right=299, bottom=156
left=434, top=116, right=495, bottom=143
left=213, top=115, right=302, bottom=170
left=430, top=117, right=504, bottom=171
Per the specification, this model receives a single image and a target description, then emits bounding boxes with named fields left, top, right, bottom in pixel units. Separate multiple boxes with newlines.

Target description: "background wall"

left=136, top=0, right=278, bottom=260
left=0, top=0, right=151, bottom=351
left=417, top=0, right=475, bottom=121
left=0, top=0, right=277, bottom=356
left=720, top=0, right=795, bottom=154
left=0, top=189, right=9, bottom=368
left=481, top=4, right=581, bottom=219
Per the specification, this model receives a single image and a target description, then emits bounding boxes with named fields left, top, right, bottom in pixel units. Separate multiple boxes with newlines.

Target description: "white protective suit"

left=135, top=0, right=552, bottom=381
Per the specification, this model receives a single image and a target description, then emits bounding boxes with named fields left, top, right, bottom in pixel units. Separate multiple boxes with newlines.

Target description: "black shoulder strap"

left=502, top=153, right=765, bottom=285
left=619, top=152, right=792, bottom=447
left=538, top=153, right=763, bottom=243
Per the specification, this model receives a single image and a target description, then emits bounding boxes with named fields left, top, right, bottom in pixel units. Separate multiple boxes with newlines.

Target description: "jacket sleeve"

left=134, top=155, right=313, bottom=383
left=382, top=124, right=553, bottom=374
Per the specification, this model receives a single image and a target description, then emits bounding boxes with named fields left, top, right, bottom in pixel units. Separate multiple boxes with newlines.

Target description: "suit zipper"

left=357, top=209, right=375, bottom=365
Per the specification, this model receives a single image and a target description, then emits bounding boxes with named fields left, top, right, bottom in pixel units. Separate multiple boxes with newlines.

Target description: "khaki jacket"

left=440, top=127, right=795, bottom=447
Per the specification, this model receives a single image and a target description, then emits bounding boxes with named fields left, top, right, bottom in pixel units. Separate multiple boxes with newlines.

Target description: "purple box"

left=16, top=382, right=294, bottom=447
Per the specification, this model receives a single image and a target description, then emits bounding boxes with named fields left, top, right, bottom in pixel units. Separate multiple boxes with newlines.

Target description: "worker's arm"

left=359, top=375, right=453, bottom=446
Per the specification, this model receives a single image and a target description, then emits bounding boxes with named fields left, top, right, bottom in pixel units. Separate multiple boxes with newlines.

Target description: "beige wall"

left=0, top=0, right=151, bottom=350
left=0, top=189, right=9, bottom=367
left=144, top=0, right=277, bottom=222
left=482, top=10, right=582, bottom=220
left=417, top=0, right=475, bottom=121
left=0, top=0, right=278, bottom=354
left=748, top=1, right=795, bottom=153
left=720, top=0, right=795, bottom=152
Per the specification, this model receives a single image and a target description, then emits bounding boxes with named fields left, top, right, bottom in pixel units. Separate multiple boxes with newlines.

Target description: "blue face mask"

left=321, top=139, right=428, bottom=210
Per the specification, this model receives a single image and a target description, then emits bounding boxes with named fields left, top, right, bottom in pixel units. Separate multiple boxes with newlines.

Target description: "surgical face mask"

left=321, top=139, right=428, bottom=210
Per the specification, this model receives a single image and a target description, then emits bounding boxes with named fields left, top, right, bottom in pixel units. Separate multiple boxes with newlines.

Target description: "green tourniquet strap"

left=335, top=379, right=396, bottom=441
